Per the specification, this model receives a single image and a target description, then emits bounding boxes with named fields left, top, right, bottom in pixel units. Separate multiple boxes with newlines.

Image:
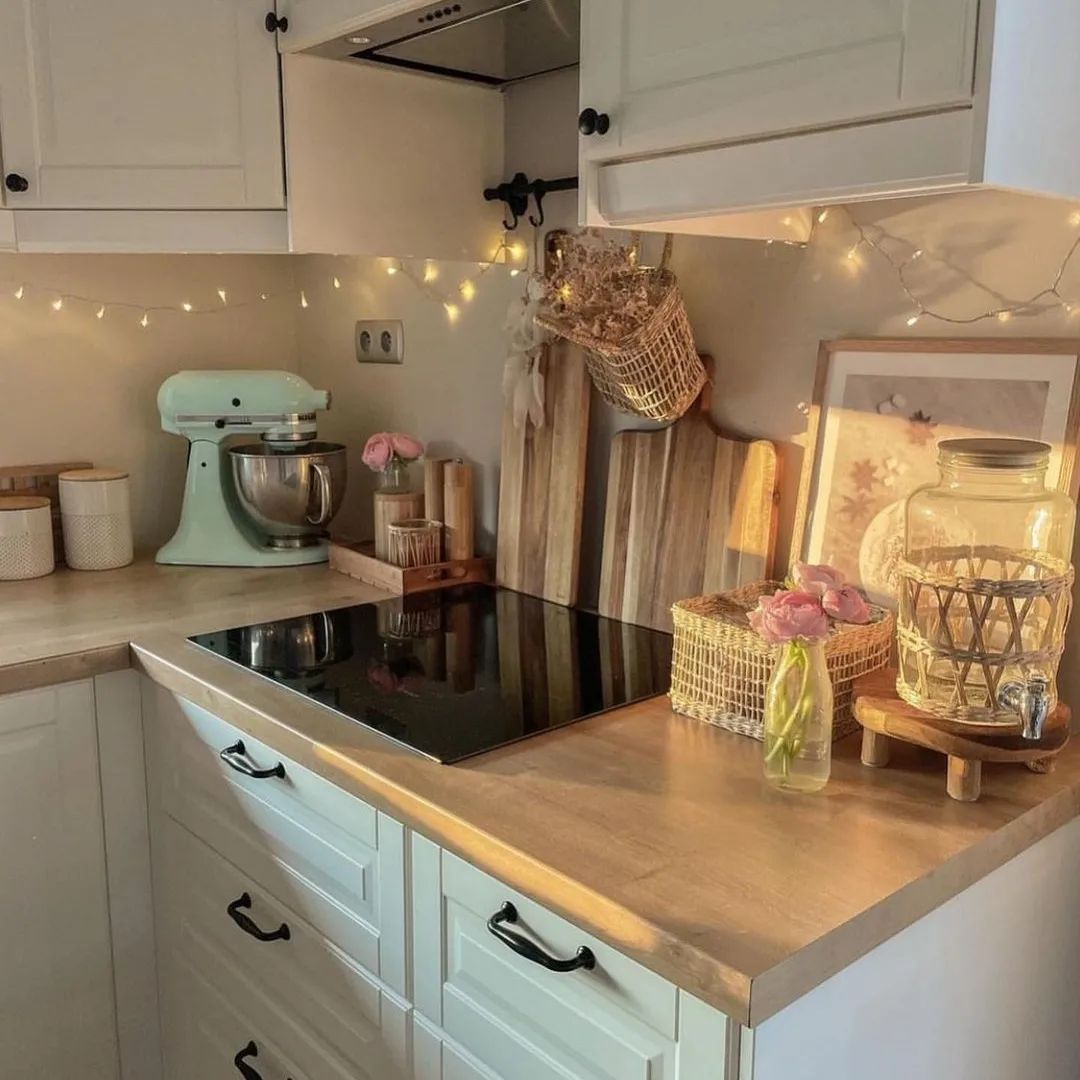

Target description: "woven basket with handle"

left=670, top=581, right=895, bottom=741
left=535, top=235, right=706, bottom=422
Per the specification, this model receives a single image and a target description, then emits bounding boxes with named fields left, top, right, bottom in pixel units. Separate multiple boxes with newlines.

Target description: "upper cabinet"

left=580, top=0, right=978, bottom=164
left=0, top=0, right=284, bottom=211
left=579, top=0, right=1080, bottom=231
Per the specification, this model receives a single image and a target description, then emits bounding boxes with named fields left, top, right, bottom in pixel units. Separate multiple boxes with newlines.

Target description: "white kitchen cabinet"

left=0, top=0, right=284, bottom=212
left=275, top=0, right=412, bottom=53
left=0, top=681, right=119, bottom=1080
left=580, top=0, right=1080, bottom=229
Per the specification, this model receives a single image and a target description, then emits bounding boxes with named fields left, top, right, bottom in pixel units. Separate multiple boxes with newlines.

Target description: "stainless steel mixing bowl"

left=229, top=442, right=347, bottom=548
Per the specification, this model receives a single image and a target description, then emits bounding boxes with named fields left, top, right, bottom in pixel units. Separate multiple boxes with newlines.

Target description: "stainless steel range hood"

left=308, top=0, right=579, bottom=87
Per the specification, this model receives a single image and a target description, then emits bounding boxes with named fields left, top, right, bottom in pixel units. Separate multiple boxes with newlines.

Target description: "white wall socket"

left=355, top=320, right=404, bottom=364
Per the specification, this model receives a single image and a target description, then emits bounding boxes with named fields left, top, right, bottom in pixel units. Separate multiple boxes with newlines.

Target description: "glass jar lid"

left=938, top=437, right=1051, bottom=469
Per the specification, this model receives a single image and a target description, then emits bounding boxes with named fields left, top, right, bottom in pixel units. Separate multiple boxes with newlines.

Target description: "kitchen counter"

left=0, top=557, right=391, bottom=694
left=5, top=560, right=1080, bottom=1028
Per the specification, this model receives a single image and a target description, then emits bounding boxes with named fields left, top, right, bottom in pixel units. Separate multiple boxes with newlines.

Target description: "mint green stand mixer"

left=156, top=371, right=347, bottom=567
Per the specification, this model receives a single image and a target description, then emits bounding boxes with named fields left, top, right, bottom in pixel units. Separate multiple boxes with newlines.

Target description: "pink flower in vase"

left=791, top=561, right=846, bottom=597
left=362, top=433, right=394, bottom=471
left=822, top=585, right=871, bottom=624
left=748, top=589, right=829, bottom=645
left=389, top=433, right=424, bottom=461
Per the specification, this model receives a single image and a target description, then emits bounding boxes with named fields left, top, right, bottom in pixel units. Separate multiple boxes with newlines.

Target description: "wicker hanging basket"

left=535, top=234, right=706, bottom=422
left=895, top=546, right=1073, bottom=722
left=670, top=581, right=895, bottom=741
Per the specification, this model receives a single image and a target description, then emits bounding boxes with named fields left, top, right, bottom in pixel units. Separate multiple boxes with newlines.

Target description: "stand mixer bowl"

left=230, top=442, right=347, bottom=548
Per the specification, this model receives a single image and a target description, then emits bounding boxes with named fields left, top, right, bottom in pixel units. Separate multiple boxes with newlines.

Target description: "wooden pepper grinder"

left=443, top=460, right=475, bottom=561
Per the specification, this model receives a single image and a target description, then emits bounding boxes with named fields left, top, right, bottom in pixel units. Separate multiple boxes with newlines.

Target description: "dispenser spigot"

left=998, top=676, right=1052, bottom=741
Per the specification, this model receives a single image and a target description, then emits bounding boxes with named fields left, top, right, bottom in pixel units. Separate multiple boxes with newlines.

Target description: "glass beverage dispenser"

left=896, top=438, right=1075, bottom=738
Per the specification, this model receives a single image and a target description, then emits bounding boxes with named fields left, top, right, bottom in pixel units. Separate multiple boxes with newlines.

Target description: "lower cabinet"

left=0, top=680, right=120, bottom=1080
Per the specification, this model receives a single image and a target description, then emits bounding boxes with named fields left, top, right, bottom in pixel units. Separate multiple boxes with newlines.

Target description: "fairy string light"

left=825, top=204, right=1080, bottom=325
left=1, top=234, right=528, bottom=328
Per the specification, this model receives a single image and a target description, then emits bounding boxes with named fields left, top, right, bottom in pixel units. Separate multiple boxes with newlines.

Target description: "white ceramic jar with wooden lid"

left=59, top=468, right=134, bottom=570
left=0, top=496, right=55, bottom=579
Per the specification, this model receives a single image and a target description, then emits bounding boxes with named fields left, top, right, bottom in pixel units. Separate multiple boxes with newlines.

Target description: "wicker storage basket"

left=670, top=581, right=895, bottom=740
left=896, top=546, right=1073, bottom=721
left=536, top=235, right=706, bottom=422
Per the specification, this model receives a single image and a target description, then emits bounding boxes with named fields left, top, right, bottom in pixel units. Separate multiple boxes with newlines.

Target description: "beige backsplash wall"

left=0, top=254, right=300, bottom=549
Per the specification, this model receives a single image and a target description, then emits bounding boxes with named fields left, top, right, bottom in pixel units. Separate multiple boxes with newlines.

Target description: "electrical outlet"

left=355, top=320, right=404, bottom=364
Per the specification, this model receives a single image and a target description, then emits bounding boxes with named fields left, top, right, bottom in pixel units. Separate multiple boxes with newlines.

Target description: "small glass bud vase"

left=762, top=639, right=834, bottom=793
left=377, top=458, right=411, bottom=494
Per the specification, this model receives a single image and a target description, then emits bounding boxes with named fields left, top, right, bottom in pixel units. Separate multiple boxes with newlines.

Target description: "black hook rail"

left=483, top=172, right=579, bottom=231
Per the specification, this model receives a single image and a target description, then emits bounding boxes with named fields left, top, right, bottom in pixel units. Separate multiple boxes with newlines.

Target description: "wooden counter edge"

left=0, top=642, right=130, bottom=695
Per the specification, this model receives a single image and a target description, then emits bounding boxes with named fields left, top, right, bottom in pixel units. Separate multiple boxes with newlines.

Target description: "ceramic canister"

left=0, top=496, right=55, bottom=580
left=59, top=468, right=134, bottom=571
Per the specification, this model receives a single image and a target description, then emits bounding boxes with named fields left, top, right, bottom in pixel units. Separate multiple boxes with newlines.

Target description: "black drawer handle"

left=487, top=901, right=595, bottom=973
left=220, top=739, right=286, bottom=780
left=234, top=1041, right=295, bottom=1080
left=227, top=892, right=291, bottom=943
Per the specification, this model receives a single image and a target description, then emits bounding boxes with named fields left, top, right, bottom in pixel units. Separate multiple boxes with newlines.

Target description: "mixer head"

left=158, top=370, right=331, bottom=443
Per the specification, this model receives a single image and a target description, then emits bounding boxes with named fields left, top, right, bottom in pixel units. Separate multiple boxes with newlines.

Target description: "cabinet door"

left=0, top=0, right=284, bottom=209
left=581, top=0, right=979, bottom=161
left=0, top=681, right=119, bottom=1080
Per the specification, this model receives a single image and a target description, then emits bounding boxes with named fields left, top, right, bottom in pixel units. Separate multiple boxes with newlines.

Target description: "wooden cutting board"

left=0, top=461, right=92, bottom=566
left=599, top=378, right=779, bottom=632
left=496, top=340, right=590, bottom=606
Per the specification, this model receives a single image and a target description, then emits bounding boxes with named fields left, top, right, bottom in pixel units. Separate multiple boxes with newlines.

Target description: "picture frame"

left=791, top=338, right=1080, bottom=606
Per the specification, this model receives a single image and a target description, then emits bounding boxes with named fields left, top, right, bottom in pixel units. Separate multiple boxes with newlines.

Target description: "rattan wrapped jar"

left=897, top=438, right=1075, bottom=726
left=59, top=468, right=134, bottom=571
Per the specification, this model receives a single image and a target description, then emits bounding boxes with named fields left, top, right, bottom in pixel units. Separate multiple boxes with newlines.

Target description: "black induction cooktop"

left=189, top=584, right=672, bottom=763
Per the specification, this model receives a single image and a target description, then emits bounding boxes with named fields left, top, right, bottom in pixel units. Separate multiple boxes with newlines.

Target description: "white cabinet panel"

left=581, top=0, right=978, bottom=161
left=0, top=0, right=284, bottom=209
left=276, top=0, right=421, bottom=52
left=0, top=681, right=119, bottom=1080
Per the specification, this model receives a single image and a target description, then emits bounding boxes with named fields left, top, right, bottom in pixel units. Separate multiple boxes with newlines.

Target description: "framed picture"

left=791, top=339, right=1080, bottom=605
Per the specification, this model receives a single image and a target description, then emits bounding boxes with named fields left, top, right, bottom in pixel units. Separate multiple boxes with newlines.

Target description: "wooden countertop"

left=0, top=558, right=390, bottom=694
left=6, top=560, right=1080, bottom=1027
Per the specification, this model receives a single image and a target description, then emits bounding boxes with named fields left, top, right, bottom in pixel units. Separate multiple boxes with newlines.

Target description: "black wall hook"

left=484, top=173, right=579, bottom=231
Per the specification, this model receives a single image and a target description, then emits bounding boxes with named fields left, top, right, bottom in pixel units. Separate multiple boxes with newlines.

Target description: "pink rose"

left=792, top=561, right=846, bottom=597
left=822, top=585, right=871, bottom=624
left=389, top=433, right=424, bottom=461
left=362, top=433, right=393, bottom=471
left=748, top=589, right=829, bottom=644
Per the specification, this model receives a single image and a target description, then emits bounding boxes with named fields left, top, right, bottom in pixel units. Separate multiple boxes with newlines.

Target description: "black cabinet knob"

left=578, top=108, right=610, bottom=136
left=264, top=11, right=288, bottom=32
left=4, top=173, right=29, bottom=194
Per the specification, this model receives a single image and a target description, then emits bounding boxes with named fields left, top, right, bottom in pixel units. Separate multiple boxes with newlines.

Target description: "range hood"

left=309, top=0, right=579, bottom=87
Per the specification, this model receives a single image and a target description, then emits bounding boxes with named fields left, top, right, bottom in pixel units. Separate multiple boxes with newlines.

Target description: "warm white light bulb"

left=14, top=285, right=24, bottom=300
left=300, top=291, right=309, bottom=309
left=260, top=293, right=269, bottom=301
left=444, top=302, right=460, bottom=323
left=140, top=312, right=150, bottom=328
left=96, top=305, right=106, bottom=319
left=846, top=246, right=859, bottom=261
left=459, top=279, right=476, bottom=302
left=906, top=313, right=921, bottom=327
left=997, top=310, right=1012, bottom=323
left=1070, top=210, right=1080, bottom=227
left=422, top=262, right=438, bottom=283
left=386, top=263, right=399, bottom=276
left=509, top=268, right=521, bottom=277
left=911, top=249, right=924, bottom=260
left=817, top=209, right=830, bottom=224
left=182, top=301, right=193, bottom=312
left=217, top=289, right=227, bottom=304
left=332, top=276, right=341, bottom=289
left=51, top=297, right=63, bottom=311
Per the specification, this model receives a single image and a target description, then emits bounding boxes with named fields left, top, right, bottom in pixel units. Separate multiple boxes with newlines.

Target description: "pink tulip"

left=822, top=585, right=871, bottom=624
left=389, top=432, right=424, bottom=460
left=362, top=433, right=393, bottom=471
left=792, top=561, right=846, bottom=597
left=748, top=589, right=829, bottom=644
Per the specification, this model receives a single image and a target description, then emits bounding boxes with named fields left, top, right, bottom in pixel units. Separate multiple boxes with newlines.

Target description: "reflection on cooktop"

left=189, top=584, right=672, bottom=763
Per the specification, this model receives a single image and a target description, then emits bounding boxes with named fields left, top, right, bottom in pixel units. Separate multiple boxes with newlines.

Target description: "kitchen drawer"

left=414, top=841, right=678, bottom=1080
left=145, top=687, right=406, bottom=992
left=155, top=816, right=410, bottom=1076
left=414, top=1014, right=500, bottom=1080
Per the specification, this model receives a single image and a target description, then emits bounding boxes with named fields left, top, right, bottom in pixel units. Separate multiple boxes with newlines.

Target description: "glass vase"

left=762, top=639, right=834, bottom=793
left=377, top=458, right=411, bottom=494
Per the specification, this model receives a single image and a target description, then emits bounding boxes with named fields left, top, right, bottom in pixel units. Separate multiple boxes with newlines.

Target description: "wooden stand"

left=328, top=538, right=492, bottom=596
left=852, top=669, right=1070, bottom=802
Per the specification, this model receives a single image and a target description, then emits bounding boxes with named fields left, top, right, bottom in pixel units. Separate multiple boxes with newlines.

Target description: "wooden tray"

left=329, top=538, right=492, bottom=595
left=852, top=668, right=1070, bottom=802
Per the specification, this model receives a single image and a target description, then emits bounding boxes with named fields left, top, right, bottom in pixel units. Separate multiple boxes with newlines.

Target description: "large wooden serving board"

left=496, top=341, right=590, bottom=606
left=599, top=385, right=779, bottom=632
